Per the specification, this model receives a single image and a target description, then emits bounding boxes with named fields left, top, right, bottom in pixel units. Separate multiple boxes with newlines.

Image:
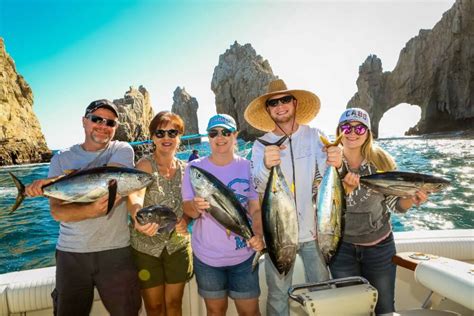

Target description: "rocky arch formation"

left=348, top=0, right=473, bottom=138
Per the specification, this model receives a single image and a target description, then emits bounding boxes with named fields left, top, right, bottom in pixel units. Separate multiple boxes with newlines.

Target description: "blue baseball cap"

left=338, top=108, right=371, bottom=129
left=206, top=114, right=237, bottom=132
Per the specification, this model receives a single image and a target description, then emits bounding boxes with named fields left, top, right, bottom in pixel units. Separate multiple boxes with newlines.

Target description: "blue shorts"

left=193, top=254, right=260, bottom=300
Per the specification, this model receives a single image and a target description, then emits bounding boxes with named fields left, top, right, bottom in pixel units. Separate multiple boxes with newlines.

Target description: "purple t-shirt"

left=182, top=155, right=259, bottom=267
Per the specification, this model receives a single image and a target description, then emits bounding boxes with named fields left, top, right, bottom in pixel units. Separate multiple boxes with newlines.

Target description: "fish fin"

left=8, top=172, right=26, bottom=214
left=106, top=179, right=118, bottom=216
left=319, top=134, right=331, bottom=147
left=256, top=136, right=288, bottom=147
left=251, top=249, right=266, bottom=271
left=333, top=134, right=343, bottom=146
left=319, top=133, right=343, bottom=147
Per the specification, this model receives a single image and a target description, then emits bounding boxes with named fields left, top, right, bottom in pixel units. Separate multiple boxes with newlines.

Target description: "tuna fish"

left=9, top=166, right=154, bottom=214
left=316, top=134, right=344, bottom=264
left=360, top=171, right=450, bottom=197
left=257, top=136, right=298, bottom=276
left=189, top=165, right=255, bottom=241
left=136, top=204, right=178, bottom=234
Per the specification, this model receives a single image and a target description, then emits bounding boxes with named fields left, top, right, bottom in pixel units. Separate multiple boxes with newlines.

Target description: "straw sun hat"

left=244, top=79, right=321, bottom=132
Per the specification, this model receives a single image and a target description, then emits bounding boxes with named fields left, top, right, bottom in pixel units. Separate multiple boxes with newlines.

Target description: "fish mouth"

left=275, top=245, right=297, bottom=275
left=135, top=214, right=147, bottom=225
left=277, top=259, right=294, bottom=276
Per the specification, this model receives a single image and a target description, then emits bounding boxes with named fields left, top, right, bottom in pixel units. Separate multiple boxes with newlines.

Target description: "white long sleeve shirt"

left=251, top=125, right=328, bottom=242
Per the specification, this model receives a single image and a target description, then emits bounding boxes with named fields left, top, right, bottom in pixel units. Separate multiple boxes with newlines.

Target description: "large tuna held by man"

left=9, top=166, right=154, bottom=214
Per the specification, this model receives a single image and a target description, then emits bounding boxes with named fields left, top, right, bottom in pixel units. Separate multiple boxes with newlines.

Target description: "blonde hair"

left=337, top=128, right=397, bottom=172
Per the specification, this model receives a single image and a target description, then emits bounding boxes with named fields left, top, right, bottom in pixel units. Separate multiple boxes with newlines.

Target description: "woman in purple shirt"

left=182, top=114, right=264, bottom=316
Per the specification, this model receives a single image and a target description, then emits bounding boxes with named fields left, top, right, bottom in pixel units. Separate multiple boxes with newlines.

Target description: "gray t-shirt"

left=48, top=141, right=134, bottom=252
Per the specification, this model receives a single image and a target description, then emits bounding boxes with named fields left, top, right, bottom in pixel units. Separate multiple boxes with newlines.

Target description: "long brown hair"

left=337, top=128, right=396, bottom=172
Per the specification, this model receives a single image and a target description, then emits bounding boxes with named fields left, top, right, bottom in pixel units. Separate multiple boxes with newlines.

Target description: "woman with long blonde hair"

left=329, top=108, right=429, bottom=314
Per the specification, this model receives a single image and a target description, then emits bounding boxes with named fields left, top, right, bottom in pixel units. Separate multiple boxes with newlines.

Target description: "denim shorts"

left=193, top=254, right=260, bottom=300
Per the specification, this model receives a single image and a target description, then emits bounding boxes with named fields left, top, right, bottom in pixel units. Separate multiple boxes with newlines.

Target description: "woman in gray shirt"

left=329, top=108, right=429, bottom=315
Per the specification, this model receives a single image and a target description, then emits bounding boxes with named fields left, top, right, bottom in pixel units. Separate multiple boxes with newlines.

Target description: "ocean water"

left=0, top=137, right=473, bottom=274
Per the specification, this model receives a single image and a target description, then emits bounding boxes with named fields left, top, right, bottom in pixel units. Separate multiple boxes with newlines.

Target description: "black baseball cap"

left=85, top=99, right=119, bottom=117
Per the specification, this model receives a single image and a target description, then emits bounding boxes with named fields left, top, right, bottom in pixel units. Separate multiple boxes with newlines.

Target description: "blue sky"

left=1, top=0, right=454, bottom=149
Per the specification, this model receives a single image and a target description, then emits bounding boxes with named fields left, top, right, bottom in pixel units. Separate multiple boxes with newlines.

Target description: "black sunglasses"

left=86, top=114, right=118, bottom=127
left=266, top=95, right=295, bottom=107
left=154, top=129, right=180, bottom=138
left=208, top=129, right=233, bottom=138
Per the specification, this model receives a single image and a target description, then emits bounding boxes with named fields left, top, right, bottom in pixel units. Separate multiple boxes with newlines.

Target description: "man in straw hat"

left=244, top=79, right=342, bottom=315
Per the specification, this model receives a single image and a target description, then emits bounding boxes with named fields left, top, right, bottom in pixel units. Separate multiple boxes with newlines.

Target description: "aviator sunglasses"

left=208, top=128, right=233, bottom=138
left=340, top=123, right=368, bottom=136
left=86, top=114, right=118, bottom=127
left=265, top=95, right=295, bottom=107
left=154, top=129, right=180, bottom=138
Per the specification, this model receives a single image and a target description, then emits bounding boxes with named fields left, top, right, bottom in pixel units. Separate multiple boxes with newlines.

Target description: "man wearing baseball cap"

left=26, top=99, right=141, bottom=315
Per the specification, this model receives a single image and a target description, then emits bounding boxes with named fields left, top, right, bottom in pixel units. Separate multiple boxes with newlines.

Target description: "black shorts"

left=54, top=247, right=141, bottom=316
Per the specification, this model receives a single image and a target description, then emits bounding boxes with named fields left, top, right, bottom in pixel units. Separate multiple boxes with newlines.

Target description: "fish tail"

left=252, top=249, right=266, bottom=271
left=8, top=172, right=26, bottom=214
left=256, top=136, right=288, bottom=147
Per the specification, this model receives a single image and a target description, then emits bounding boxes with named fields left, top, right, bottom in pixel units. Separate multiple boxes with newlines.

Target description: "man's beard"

left=272, top=114, right=293, bottom=124
left=91, top=131, right=111, bottom=144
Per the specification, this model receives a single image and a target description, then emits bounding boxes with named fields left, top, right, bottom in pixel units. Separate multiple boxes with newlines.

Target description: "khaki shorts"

left=132, top=246, right=193, bottom=289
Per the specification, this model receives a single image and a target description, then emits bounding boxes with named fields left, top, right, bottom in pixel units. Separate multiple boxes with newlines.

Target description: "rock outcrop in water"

left=348, top=0, right=474, bottom=138
left=171, top=87, right=200, bottom=144
left=113, top=86, right=154, bottom=159
left=211, top=41, right=278, bottom=140
left=0, top=38, right=51, bottom=166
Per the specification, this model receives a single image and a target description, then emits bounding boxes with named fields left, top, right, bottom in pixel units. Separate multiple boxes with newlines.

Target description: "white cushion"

left=414, top=257, right=474, bottom=311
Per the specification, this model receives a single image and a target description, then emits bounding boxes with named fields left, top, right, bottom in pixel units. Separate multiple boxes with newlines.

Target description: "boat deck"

left=1, top=229, right=473, bottom=316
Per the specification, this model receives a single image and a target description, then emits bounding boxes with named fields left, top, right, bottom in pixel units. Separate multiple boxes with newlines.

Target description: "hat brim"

left=206, top=124, right=236, bottom=132
left=244, top=89, right=321, bottom=132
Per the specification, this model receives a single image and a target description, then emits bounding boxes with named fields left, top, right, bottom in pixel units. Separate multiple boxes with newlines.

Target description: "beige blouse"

left=130, top=156, right=190, bottom=257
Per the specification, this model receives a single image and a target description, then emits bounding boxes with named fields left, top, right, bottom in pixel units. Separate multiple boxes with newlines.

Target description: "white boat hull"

left=1, top=229, right=472, bottom=316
